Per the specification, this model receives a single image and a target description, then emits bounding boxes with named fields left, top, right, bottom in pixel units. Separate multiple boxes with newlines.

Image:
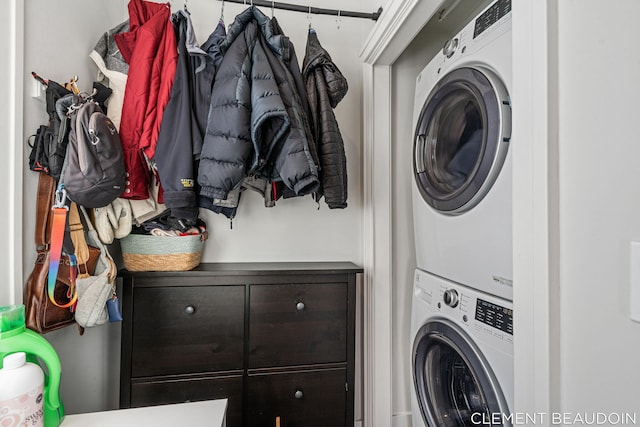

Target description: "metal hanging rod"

left=220, top=0, right=383, bottom=21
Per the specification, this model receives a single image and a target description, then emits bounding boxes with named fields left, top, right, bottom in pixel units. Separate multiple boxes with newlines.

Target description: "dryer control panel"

left=474, top=0, right=511, bottom=39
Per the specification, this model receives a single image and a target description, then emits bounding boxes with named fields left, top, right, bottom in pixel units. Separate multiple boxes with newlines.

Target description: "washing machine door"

left=414, top=67, right=511, bottom=214
left=413, top=319, right=510, bottom=427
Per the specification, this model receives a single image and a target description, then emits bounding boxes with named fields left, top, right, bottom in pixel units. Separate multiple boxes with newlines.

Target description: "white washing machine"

left=410, top=268, right=513, bottom=427
left=412, top=0, right=513, bottom=301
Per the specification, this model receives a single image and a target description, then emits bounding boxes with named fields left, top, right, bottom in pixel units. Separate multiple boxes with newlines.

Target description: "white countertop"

left=61, top=399, right=227, bottom=427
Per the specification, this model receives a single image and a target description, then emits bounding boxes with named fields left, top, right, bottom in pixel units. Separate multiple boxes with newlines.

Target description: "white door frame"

left=359, top=0, right=560, bottom=424
left=3, top=0, right=24, bottom=306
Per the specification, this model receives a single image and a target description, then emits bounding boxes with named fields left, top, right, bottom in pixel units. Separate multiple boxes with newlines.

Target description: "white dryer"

left=410, top=268, right=513, bottom=427
left=412, top=0, right=513, bottom=300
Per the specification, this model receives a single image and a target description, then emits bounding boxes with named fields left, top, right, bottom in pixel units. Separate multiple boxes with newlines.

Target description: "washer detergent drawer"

left=249, top=283, right=348, bottom=368
left=131, top=285, right=245, bottom=377
left=246, top=368, right=347, bottom=427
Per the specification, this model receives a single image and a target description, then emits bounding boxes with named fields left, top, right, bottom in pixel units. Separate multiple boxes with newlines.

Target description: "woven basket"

left=120, top=233, right=206, bottom=272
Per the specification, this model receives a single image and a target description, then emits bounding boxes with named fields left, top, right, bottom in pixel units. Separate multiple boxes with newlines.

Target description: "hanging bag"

left=74, top=206, right=120, bottom=328
left=23, top=173, right=100, bottom=334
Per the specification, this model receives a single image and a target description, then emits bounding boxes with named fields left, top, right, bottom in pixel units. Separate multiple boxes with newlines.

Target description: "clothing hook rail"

left=218, top=0, right=382, bottom=21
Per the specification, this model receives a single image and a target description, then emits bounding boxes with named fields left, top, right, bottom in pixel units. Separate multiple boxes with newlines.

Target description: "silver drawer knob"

left=184, top=305, right=196, bottom=315
left=294, top=390, right=303, bottom=399
left=296, top=302, right=305, bottom=311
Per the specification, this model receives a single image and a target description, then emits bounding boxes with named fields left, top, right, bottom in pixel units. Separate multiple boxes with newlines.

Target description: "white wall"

left=187, top=0, right=371, bottom=265
left=14, top=0, right=372, bottom=415
left=556, top=0, right=640, bottom=414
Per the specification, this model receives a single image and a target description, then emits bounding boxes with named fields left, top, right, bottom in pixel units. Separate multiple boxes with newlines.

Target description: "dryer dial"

left=443, top=37, right=459, bottom=58
left=443, top=289, right=459, bottom=308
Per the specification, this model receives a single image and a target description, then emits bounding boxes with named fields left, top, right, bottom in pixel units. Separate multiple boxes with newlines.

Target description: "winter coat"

left=302, top=30, right=349, bottom=209
left=198, top=6, right=319, bottom=200
left=260, top=17, right=319, bottom=195
left=270, top=17, right=319, bottom=169
left=114, top=0, right=177, bottom=199
left=154, top=12, right=226, bottom=222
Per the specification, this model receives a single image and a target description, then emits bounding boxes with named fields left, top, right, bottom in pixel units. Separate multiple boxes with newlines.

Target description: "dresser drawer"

left=249, top=283, right=348, bottom=368
left=246, top=368, right=347, bottom=427
left=131, top=285, right=244, bottom=377
left=131, top=375, right=243, bottom=427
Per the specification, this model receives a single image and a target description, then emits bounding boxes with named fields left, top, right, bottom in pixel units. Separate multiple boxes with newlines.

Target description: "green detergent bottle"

left=0, top=305, right=64, bottom=427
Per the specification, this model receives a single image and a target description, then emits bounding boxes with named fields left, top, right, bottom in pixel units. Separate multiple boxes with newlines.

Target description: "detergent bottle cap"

left=0, top=305, right=26, bottom=336
left=2, top=351, right=26, bottom=370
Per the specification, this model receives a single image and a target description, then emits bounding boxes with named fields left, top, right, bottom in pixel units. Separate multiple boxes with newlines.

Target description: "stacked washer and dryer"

left=409, top=0, right=514, bottom=426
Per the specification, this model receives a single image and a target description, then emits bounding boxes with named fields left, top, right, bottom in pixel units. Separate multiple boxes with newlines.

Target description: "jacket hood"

left=303, top=30, right=348, bottom=108
left=201, top=20, right=227, bottom=55
left=92, top=20, right=129, bottom=74
left=221, top=6, right=284, bottom=56
left=173, top=9, right=207, bottom=56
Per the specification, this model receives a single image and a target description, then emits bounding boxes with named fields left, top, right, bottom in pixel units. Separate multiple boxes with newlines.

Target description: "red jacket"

left=115, top=0, right=177, bottom=199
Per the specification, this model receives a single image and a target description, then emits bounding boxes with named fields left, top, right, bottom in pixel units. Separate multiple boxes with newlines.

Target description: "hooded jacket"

left=198, top=7, right=319, bottom=201
left=114, top=0, right=177, bottom=200
left=302, top=30, right=349, bottom=209
left=154, top=12, right=226, bottom=223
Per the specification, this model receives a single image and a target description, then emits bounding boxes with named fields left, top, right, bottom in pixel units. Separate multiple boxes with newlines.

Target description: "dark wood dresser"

left=118, top=262, right=363, bottom=427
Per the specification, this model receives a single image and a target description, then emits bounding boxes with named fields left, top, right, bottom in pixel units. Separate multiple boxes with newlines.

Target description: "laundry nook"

left=1, top=0, right=640, bottom=426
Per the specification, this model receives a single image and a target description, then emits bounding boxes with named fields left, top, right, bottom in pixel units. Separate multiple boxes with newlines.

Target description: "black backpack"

left=62, top=96, right=126, bottom=208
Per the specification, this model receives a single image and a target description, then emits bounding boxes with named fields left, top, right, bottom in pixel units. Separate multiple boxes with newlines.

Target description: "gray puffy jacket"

left=198, top=7, right=319, bottom=200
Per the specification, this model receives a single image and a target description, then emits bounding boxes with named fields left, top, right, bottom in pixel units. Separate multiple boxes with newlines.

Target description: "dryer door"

left=413, top=67, right=511, bottom=214
left=412, top=319, right=510, bottom=427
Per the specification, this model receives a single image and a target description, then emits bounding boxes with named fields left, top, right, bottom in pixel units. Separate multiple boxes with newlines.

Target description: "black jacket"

left=198, top=7, right=319, bottom=201
left=302, top=30, right=349, bottom=209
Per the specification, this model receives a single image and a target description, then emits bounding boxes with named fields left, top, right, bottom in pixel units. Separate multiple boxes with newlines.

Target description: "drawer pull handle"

left=184, top=305, right=196, bottom=315
left=296, top=302, right=305, bottom=311
left=294, top=390, right=303, bottom=399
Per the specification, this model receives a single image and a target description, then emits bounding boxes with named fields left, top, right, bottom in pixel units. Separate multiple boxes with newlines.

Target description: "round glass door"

left=413, top=67, right=511, bottom=214
left=413, top=319, right=510, bottom=427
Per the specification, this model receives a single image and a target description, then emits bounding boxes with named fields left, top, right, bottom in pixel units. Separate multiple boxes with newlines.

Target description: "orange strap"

left=47, top=191, right=77, bottom=308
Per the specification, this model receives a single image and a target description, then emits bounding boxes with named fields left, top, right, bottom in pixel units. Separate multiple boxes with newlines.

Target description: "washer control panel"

left=414, top=269, right=513, bottom=347
left=475, top=298, right=513, bottom=336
